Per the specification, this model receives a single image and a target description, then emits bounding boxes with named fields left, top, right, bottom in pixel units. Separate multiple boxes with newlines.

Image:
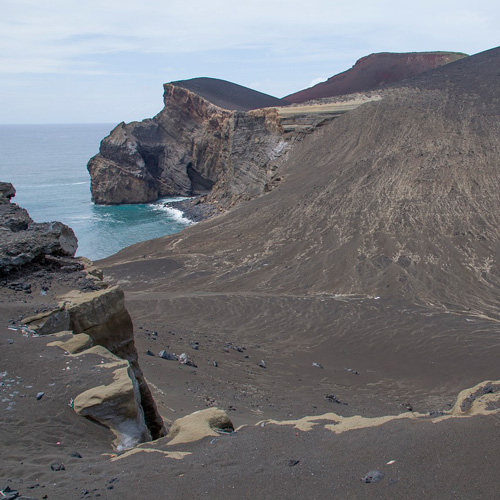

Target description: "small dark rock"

left=145, top=349, right=155, bottom=356
left=36, top=392, right=44, bottom=400
left=71, top=452, right=83, bottom=458
left=325, top=394, right=347, bottom=405
left=7, top=339, right=14, bottom=344
left=312, top=362, right=323, bottom=369
left=213, top=360, right=218, bottom=367
left=288, top=460, right=300, bottom=467
left=259, top=360, right=266, bottom=369
left=50, top=462, right=65, bottom=471
left=190, top=342, right=200, bottom=350
left=361, top=470, right=384, bottom=483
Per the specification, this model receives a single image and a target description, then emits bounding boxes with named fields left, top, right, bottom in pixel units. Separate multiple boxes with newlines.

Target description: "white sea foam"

left=149, top=197, right=195, bottom=225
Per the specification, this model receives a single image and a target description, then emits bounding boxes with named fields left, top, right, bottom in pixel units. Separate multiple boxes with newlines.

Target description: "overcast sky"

left=1, top=0, right=499, bottom=124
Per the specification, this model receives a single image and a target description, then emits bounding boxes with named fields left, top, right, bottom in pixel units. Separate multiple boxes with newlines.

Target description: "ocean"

left=0, top=124, right=192, bottom=261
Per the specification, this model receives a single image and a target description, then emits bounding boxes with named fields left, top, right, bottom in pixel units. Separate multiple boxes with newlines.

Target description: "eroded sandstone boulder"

left=88, top=85, right=288, bottom=207
left=72, top=346, right=151, bottom=450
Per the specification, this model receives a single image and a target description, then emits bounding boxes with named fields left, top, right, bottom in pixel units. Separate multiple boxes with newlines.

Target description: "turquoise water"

left=0, top=124, right=192, bottom=260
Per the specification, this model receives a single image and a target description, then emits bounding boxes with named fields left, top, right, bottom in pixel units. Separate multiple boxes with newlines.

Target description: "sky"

left=1, top=0, right=499, bottom=124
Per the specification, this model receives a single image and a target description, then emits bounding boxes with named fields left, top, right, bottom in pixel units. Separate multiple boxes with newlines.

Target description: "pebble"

left=361, top=470, right=384, bottom=483
left=7, top=339, right=14, bottom=344
left=259, top=360, right=267, bottom=369
left=50, top=462, right=65, bottom=471
left=145, top=350, right=155, bottom=356
left=312, top=362, right=323, bottom=369
left=36, top=392, right=44, bottom=400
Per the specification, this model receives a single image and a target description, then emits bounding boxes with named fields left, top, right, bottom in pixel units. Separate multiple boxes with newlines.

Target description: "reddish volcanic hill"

left=285, top=51, right=468, bottom=103
left=170, top=77, right=288, bottom=111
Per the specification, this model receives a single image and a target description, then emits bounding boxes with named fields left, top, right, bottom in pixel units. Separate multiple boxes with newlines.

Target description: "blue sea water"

left=0, top=124, right=192, bottom=261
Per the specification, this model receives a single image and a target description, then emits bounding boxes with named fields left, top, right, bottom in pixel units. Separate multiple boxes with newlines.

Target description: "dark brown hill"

left=170, top=77, right=288, bottom=111
left=285, top=51, right=467, bottom=103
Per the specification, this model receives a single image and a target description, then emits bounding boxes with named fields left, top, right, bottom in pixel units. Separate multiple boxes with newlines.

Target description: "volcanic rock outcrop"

left=88, top=85, right=288, bottom=205
left=285, top=51, right=467, bottom=103
left=0, top=182, right=78, bottom=272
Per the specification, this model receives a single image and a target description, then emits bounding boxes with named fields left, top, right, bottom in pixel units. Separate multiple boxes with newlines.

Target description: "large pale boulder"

left=167, top=408, right=234, bottom=445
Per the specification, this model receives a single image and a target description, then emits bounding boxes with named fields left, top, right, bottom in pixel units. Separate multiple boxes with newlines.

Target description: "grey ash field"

left=2, top=48, right=500, bottom=499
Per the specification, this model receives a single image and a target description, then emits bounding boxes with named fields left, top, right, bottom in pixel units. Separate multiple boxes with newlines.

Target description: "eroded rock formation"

left=24, top=283, right=166, bottom=441
left=88, top=85, right=289, bottom=206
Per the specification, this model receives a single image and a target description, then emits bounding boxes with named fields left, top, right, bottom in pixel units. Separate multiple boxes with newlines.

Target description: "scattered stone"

left=190, top=342, right=200, bottom=350
left=50, top=462, right=66, bottom=471
left=325, top=394, right=347, bottom=405
left=36, top=392, right=44, bottom=400
left=403, top=402, right=413, bottom=412
left=145, top=349, right=155, bottom=356
left=178, top=352, right=197, bottom=367
left=312, top=362, right=323, bottom=369
left=344, top=368, right=359, bottom=375
left=259, top=360, right=267, bottom=369
left=361, top=470, right=384, bottom=483
left=7, top=339, right=14, bottom=344
left=213, top=360, right=218, bottom=367
left=71, top=452, right=83, bottom=458
left=159, top=350, right=178, bottom=361
left=288, top=460, right=300, bottom=467
left=428, top=410, right=444, bottom=418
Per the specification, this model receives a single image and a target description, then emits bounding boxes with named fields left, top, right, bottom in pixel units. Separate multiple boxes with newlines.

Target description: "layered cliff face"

left=88, top=85, right=288, bottom=206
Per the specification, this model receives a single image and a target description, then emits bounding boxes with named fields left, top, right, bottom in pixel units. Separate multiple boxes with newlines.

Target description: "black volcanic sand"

left=2, top=284, right=500, bottom=500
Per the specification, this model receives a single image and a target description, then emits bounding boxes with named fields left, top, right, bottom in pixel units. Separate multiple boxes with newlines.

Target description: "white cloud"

left=309, top=77, right=327, bottom=87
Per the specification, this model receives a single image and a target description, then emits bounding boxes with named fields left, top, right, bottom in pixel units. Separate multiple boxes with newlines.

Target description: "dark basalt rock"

left=0, top=183, right=78, bottom=274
